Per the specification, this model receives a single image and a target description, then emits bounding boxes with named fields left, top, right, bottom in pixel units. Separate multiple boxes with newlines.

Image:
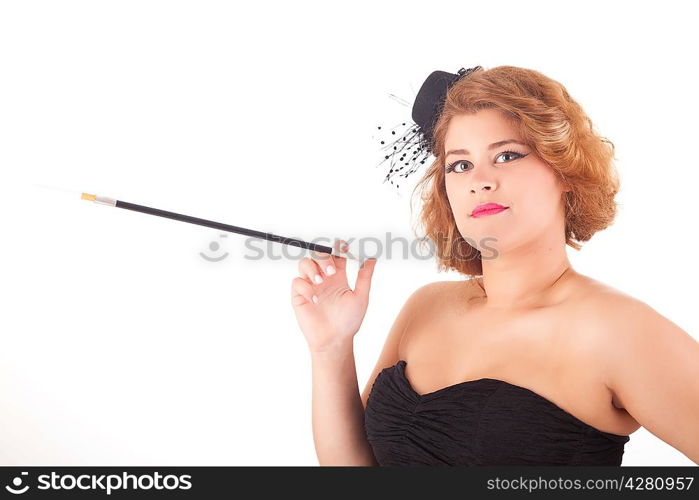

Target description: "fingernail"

left=314, top=274, right=323, bottom=284
left=326, top=265, right=335, bottom=275
left=312, top=295, right=318, bottom=304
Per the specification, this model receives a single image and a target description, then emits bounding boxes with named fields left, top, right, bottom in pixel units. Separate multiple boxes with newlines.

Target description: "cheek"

left=515, top=169, right=562, bottom=212
left=445, top=179, right=467, bottom=213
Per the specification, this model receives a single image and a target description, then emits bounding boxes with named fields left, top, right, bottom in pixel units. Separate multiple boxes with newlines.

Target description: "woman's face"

left=443, top=108, right=569, bottom=257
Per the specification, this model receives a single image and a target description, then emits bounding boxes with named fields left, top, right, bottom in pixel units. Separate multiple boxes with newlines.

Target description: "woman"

left=290, top=66, right=699, bottom=466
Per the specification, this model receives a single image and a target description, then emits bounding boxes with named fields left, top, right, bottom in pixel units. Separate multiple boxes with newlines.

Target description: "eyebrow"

left=445, top=139, right=528, bottom=159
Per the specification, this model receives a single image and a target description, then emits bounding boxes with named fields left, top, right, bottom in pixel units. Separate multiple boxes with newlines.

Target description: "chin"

left=471, top=230, right=517, bottom=257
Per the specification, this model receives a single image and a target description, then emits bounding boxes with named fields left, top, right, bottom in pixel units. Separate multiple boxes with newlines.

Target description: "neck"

left=477, top=231, right=573, bottom=310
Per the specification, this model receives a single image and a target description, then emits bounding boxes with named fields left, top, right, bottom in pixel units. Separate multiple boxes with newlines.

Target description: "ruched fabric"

left=364, top=360, right=630, bottom=466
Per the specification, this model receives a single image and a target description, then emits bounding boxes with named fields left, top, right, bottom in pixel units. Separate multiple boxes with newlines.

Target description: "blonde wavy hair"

left=410, top=65, right=621, bottom=278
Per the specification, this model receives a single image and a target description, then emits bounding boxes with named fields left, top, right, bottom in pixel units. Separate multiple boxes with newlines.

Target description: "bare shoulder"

left=403, top=279, right=480, bottom=309
left=572, top=276, right=676, bottom=332
left=360, top=279, right=465, bottom=408
left=392, top=279, right=482, bottom=358
left=427, top=278, right=485, bottom=304
left=573, top=277, right=699, bottom=462
left=569, top=276, right=696, bottom=378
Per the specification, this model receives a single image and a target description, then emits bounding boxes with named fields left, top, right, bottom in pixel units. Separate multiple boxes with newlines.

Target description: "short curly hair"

left=410, top=65, right=621, bottom=277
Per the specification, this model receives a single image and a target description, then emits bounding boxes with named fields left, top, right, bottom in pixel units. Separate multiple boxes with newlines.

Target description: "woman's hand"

left=291, top=240, right=377, bottom=353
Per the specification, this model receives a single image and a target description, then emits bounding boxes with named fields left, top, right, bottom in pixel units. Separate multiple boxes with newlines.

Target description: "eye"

left=445, top=150, right=529, bottom=174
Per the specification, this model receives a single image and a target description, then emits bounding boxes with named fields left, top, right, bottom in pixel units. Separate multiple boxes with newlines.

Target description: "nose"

left=470, top=181, right=495, bottom=193
left=468, top=164, right=498, bottom=193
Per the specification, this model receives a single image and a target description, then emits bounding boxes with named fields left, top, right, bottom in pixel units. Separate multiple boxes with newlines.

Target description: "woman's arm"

left=310, top=281, right=442, bottom=466
left=310, top=343, right=379, bottom=466
left=602, top=297, right=699, bottom=464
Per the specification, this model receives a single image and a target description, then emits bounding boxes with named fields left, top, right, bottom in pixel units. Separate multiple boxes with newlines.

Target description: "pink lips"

left=472, top=203, right=508, bottom=218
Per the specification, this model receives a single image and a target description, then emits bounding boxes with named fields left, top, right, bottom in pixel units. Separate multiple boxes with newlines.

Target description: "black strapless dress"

left=364, top=360, right=630, bottom=466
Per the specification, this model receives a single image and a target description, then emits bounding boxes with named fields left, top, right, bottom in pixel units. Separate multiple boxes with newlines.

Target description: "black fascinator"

left=374, top=66, right=482, bottom=190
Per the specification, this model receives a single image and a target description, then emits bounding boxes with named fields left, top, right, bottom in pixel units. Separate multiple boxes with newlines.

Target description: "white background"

left=0, top=0, right=696, bottom=466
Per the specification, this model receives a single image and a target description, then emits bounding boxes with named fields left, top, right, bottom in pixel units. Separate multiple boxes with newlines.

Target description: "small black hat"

left=375, top=66, right=482, bottom=190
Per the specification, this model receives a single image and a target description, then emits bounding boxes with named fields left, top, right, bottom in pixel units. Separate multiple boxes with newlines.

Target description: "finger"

left=298, top=257, right=325, bottom=285
left=330, top=238, right=350, bottom=273
left=291, top=277, right=318, bottom=306
left=354, top=258, right=377, bottom=299
left=310, top=248, right=337, bottom=278
left=333, top=239, right=350, bottom=254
